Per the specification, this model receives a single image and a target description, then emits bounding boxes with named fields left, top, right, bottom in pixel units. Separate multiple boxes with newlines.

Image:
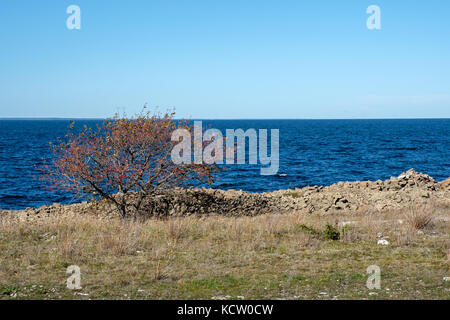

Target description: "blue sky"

left=0, top=0, right=449, bottom=119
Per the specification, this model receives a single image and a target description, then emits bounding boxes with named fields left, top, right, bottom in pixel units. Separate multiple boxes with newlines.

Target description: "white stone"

left=339, top=221, right=358, bottom=227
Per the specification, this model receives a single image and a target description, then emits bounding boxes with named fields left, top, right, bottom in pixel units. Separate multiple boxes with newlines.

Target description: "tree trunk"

left=119, top=204, right=127, bottom=218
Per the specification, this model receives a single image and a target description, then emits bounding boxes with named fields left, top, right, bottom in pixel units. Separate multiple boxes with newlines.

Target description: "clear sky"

left=1, top=0, right=449, bottom=119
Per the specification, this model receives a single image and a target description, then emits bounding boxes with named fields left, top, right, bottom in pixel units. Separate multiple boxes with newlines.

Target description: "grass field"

left=0, top=203, right=449, bottom=300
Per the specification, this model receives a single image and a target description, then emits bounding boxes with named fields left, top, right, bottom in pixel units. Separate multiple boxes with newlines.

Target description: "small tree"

left=42, top=110, right=215, bottom=218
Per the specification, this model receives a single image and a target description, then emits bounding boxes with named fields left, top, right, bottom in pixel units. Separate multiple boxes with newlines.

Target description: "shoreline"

left=3, top=169, right=449, bottom=219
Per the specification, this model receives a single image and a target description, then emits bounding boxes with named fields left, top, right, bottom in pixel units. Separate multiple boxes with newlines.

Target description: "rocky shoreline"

left=2, top=169, right=450, bottom=219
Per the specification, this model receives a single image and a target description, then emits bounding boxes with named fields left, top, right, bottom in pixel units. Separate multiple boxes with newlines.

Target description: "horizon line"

left=0, top=117, right=449, bottom=121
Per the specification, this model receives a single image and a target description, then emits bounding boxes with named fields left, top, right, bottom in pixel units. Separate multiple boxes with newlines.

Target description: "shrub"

left=0, top=285, right=16, bottom=296
left=323, top=223, right=340, bottom=240
left=42, top=109, right=215, bottom=218
left=295, top=224, right=322, bottom=236
left=295, top=223, right=340, bottom=240
left=404, top=205, right=434, bottom=230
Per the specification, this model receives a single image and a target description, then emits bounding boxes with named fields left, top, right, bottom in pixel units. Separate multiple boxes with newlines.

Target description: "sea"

left=0, top=119, right=449, bottom=210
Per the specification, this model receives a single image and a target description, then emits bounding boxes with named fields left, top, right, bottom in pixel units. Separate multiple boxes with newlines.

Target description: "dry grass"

left=0, top=203, right=449, bottom=300
left=403, top=204, right=436, bottom=230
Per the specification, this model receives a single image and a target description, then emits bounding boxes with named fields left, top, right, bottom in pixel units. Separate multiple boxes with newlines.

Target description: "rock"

left=339, top=221, right=358, bottom=227
left=377, top=239, right=390, bottom=245
left=74, top=292, right=89, bottom=296
left=3, top=168, right=448, bottom=220
left=439, top=178, right=450, bottom=190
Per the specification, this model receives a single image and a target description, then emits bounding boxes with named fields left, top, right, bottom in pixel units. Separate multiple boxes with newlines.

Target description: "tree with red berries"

left=42, top=110, right=215, bottom=218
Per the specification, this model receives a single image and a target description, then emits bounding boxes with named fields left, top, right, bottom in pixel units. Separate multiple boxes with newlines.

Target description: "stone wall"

left=3, top=169, right=449, bottom=219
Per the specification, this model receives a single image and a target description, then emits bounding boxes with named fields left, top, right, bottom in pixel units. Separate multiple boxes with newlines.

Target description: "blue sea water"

left=0, top=119, right=449, bottom=210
